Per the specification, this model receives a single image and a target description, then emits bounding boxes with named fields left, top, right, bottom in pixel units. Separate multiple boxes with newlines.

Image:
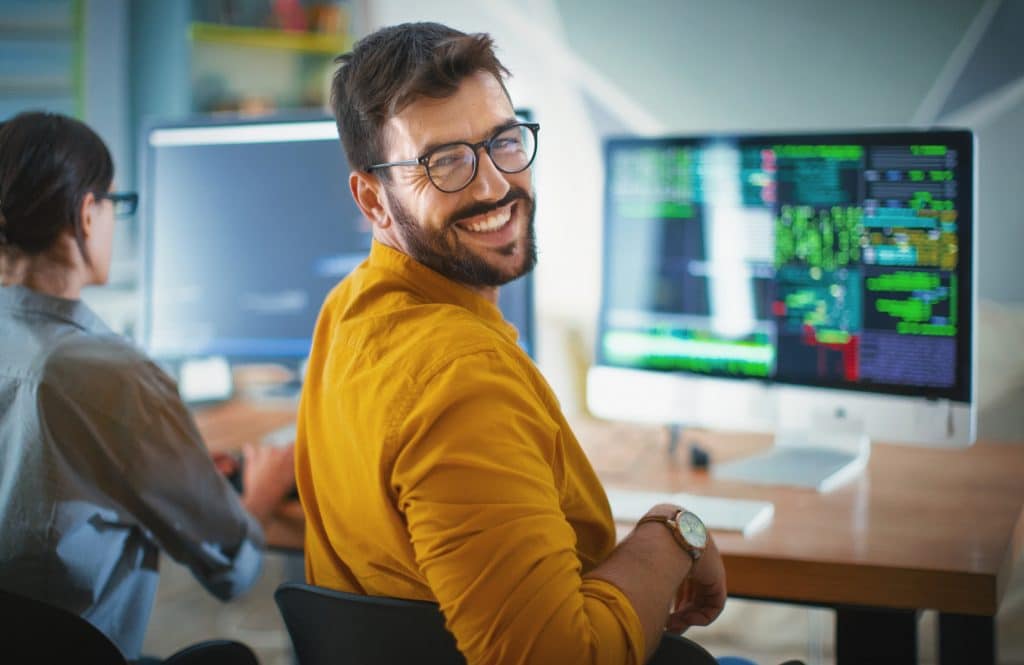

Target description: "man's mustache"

left=447, top=188, right=531, bottom=227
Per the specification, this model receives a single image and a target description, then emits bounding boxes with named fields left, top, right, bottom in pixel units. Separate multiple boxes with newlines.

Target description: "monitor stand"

left=713, top=411, right=871, bottom=493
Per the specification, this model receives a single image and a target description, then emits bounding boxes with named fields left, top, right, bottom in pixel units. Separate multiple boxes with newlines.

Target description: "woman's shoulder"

left=41, top=333, right=180, bottom=415
left=46, top=331, right=154, bottom=377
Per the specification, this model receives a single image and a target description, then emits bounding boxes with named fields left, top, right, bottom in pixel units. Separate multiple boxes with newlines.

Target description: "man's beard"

left=386, top=186, right=537, bottom=288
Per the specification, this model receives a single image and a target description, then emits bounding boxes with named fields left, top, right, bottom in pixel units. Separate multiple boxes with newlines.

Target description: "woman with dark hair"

left=0, top=111, right=296, bottom=660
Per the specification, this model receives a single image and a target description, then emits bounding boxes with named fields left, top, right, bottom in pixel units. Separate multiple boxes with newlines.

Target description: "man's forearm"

left=583, top=508, right=693, bottom=661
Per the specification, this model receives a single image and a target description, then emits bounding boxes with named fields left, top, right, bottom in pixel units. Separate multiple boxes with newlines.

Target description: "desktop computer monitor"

left=140, top=115, right=535, bottom=387
left=588, top=130, right=975, bottom=455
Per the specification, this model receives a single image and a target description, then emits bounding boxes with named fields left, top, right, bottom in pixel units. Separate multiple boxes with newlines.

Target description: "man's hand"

left=666, top=534, right=726, bottom=633
left=585, top=503, right=727, bottom=662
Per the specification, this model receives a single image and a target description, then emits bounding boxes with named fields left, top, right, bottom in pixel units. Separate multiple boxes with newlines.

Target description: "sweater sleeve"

left=391, top=350, right=645, bottom=665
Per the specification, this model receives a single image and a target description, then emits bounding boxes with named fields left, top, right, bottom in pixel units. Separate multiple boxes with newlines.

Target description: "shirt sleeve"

left=38, top=346, right=264, bottom=601
left=390, top=350, right=645, bottom=665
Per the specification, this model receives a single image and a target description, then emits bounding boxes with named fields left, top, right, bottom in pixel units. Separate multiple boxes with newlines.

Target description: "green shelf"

left=189, top=22, right=351, bottom=55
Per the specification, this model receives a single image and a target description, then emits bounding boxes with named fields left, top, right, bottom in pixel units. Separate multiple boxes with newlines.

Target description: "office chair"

left=275, top=583, right=466, bottom=665
left=162, top=639, right=259, bottom=665
left=0, top=586, right=258, bottom=665
left=0, top=586, right=127, bottom=664
left=274, top=582, right=720, bottom=665
left=649, top=632, right=718, bottom=665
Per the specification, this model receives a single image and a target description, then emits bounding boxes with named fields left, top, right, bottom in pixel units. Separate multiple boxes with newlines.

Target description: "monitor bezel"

left=596, top=128, right=975, bottom=404
left=138, top=111, right=341, bottom=367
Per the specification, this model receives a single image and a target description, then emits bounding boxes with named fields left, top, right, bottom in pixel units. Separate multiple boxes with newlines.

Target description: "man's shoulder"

left=400, top=302, right=519, bottom=374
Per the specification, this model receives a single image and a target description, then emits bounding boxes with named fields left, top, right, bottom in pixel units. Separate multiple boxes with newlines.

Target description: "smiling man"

left=295, top=22, right=727, bottom=665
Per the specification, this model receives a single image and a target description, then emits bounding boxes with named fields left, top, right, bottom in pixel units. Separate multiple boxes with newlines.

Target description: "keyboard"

left=604, top=488, right=774, bottom=538
left=261, top=422, right=298, bottom=448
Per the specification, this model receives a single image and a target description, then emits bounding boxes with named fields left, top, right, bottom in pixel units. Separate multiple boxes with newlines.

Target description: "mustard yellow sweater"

left=296, top=241, right=644, bottom=664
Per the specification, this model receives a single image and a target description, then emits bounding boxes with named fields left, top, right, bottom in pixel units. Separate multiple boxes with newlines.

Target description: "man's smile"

left=455, top=203, right=512, bottom=233
left=452, top=201, right=521, bottom=246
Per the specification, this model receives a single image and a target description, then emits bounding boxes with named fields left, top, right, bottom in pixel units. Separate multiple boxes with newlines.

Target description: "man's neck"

left=474, top=284, right=499, bottom=305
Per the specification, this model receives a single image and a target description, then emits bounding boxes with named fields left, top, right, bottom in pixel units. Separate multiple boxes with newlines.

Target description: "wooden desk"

left=196, top=401, right=1024, bottom=665
left=194, top=400, right=305, bottom=551
left=571, top=418, right=1024, bottom=665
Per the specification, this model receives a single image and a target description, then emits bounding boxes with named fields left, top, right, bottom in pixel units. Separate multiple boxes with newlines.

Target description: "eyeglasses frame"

left=365, top=121, right=540, bottom=194
left=94, top=191, right=139, bottom=217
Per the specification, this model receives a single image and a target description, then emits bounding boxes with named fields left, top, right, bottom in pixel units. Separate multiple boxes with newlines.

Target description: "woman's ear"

left=78, top=191, right=96, bottom=239
left=350, top=171, right=391, bottom=229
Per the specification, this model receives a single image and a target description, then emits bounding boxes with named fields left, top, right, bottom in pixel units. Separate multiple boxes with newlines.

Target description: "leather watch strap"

left=636, top=509, right=699, bottom=560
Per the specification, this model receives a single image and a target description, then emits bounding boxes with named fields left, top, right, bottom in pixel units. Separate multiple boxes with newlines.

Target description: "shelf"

left=189, top=22, right=351, bottom=55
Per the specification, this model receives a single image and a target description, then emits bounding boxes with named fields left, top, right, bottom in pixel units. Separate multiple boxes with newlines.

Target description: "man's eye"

left=432, top=155, right=459, bottom=168
left=493, top=137, right=522, bottom=151
left=430, top=149, right=469, bottom=170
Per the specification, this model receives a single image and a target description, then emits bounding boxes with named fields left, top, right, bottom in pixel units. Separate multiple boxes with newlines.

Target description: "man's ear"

left=350, top=171, right=391, bottom=229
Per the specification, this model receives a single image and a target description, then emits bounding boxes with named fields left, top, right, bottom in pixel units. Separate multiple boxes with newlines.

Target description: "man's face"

left=378, top=71, right=536, bottom=287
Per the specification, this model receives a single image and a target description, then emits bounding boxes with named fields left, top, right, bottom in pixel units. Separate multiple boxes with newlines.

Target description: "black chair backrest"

left=275, top=583, right=465, bottom=665
left=275, top=582, right=720, bottom=665
left=0, top=587, right=127, bottom=664
left=649, top=632, right=718, bottom=665
left=163, top=639, right=259, bottom=665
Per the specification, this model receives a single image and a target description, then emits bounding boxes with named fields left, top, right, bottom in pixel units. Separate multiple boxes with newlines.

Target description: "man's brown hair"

left=330, top=22, right=511, bottom=175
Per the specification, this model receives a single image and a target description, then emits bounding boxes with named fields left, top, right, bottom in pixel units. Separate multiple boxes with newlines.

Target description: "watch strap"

left=637, top=509, right=703, bottom=561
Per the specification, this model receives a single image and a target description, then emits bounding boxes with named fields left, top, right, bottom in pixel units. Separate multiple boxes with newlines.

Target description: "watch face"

left=677, top=511, right=708, bottom=548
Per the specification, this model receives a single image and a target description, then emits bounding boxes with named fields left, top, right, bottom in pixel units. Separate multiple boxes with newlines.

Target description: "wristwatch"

left=637, top=508, right=708, bottom=562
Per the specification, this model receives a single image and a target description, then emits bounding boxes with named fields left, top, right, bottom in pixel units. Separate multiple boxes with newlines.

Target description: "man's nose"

left=469, top=147, right=512, bottom=201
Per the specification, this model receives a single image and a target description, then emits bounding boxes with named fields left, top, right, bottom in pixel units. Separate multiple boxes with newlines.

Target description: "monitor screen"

left=141, top=116, right=535, bottom=364
left=597, top=130, right=973, bottom=403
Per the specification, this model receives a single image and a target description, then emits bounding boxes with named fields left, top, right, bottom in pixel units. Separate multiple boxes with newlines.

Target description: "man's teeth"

left=462, top=209, right=511, bottom=232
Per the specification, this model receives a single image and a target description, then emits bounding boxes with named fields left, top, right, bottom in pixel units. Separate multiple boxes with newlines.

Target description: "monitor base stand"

left=666, top=423, right=685, bottom=456
left=713, top=428, right=870, bottom=493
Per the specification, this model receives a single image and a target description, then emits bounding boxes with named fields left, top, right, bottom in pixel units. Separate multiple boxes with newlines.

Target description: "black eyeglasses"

left=366, top=122, right=540, bottom=194
left=95, top=191, right=138, bottom=217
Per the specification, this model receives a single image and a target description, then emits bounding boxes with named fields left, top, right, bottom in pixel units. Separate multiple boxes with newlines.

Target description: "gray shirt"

left=0, top=285, right=264, bottom=659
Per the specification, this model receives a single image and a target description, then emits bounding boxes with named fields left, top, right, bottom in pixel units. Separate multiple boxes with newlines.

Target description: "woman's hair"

left=0, top=111, right=114, bottom=263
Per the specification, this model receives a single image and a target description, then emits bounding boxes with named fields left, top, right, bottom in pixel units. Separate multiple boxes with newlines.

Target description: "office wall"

left=82, top=0, right=129, bottom=186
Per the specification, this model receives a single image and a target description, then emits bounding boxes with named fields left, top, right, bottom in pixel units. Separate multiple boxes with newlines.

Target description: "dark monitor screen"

left=141, top=116, right=534, bottom=364
left=597, top=130, right=973, bottom=402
